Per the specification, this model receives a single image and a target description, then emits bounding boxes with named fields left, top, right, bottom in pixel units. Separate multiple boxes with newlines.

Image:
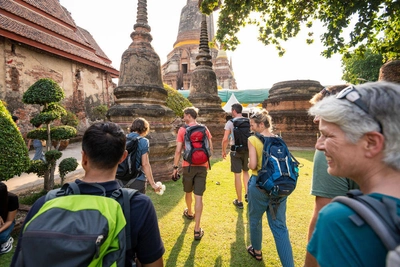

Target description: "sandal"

left=183, top=208, right=194, bottom=220
left=247, top=245, right=262, bottom=261
left=194, top=228, right=204, bottom=240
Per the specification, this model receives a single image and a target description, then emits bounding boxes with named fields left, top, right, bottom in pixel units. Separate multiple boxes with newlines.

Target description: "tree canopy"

left=341, top=49, right=383, bottom=84
left=199, top=0, right=400, bottom=60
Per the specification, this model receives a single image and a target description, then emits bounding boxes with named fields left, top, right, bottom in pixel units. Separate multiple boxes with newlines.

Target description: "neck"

left=82, top=168, right=117, bottom=183
left=357, top=165, right=400, bottom=198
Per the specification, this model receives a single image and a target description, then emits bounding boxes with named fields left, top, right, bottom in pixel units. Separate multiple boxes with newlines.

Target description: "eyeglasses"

left=250, top=113, right=261, bottom=119
left=336, top=85, right=383, bottom=133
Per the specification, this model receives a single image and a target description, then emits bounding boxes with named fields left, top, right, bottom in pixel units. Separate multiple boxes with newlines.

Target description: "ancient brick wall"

left=0, top=38, right=116, bottom=137
left=266, top=80, right=323, bottom=148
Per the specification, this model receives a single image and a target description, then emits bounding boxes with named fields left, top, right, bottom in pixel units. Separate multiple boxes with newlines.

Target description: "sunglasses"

left=336, top=85, right=383, bottom=134
left=250, top=113, right=261, bottom=119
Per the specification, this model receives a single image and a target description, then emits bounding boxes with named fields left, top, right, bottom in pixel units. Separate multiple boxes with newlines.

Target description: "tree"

left=23, top=78, right=77, bottom=191
left=164, top=84, right=193, bottom=117
left=199, top=0, right=400, bottom=60
left=341, top=49, right=383, bottom=84
left=0, top=101, right=30, bottom=181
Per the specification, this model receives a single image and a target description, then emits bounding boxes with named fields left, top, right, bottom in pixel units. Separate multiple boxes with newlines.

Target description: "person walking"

left=0, top=182, right=18, bottom=255
left=26, top=123, right=45, bottom=161
left=246, top=110, right=294, bottom=266
left=172, top=107, right=213, bottom=240
left=118, top=118, right=161, bottom=194
left=307, top=82, right=400, bottom=267
left=222, top=103, right=251, bottom=208
left=12, top=122, right=165, bottom=266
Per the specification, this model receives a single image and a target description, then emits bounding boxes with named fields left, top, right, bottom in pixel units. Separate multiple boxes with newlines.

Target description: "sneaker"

left=245, top=194, right=248, bottom=203
left=0, top=237, right=13, bottom=254
left=233, top=199, right=244, bottom=209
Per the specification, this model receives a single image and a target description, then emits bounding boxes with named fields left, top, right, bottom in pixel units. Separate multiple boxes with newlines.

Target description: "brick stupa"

left=187, top=14, right=226, bottom=151
left=107, top=0, right=176, bottom=180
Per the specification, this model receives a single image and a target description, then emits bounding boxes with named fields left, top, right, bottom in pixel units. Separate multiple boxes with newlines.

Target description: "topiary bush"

left=61, top=110, right=79, bottom=128
left=0, top=101, right=30, bottom=181
left=22, top=78, right=77, bottom=191
left=164, top=83, right=192, bottom=117
left=92, top=104, right=108, bottom=121
left=59, top=157, right=78, bottom=185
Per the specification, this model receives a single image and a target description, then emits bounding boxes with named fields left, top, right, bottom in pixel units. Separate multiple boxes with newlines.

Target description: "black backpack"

left=116, top=136, right=142, bottom=181
left=332, top=189, right=400, bottom=267
left=230, top=117, right=252, bottom=152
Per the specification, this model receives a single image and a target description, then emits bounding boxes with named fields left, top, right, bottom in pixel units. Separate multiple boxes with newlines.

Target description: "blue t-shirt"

left=11, top=179, right=164, bottom=266
left=126, top=132, right=149, bottom=182
left=308, top=193, right=400, bottom=267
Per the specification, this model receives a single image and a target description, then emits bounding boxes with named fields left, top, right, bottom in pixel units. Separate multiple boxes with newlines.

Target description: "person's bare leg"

left=234, top=172, right=243, bottom=202
left=243, top=170, right=249, bottom=195
left=194, top=194, right=203, bottom=231
left=185, top=192, right=194, bottom=216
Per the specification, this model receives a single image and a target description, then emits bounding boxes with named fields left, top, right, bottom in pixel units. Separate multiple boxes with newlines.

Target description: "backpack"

left=230, top=117, right=252, bottom=153
left=117, top=136, right=142, bottom=182
left=15, top=182, right=138, bottom=267
left=255, top=133, right=300, bottom=219
left=182, top=124, right=211, bottom=170
left=333, top=189, right=400, bottom=267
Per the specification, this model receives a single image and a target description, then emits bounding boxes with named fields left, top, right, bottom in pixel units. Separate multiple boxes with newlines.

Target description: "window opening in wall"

left=182, top=64, right=188, bottom=74
left=11, top=44, right=16, bottom=55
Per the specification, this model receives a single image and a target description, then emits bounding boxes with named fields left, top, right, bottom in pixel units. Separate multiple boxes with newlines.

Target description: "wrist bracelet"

left=173, top=165, right=179, bottom=169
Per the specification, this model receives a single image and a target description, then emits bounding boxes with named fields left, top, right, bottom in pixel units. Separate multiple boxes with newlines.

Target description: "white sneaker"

left=0, top=237, right=14, bottom=254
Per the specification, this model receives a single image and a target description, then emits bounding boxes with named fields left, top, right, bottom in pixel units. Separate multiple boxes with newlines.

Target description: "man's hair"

left=183, top=107, right=199, bottom=119
left=250, top=109, right=273, bottom=131
left=231, top=103, right=243, bottom=114
left=82, top=122, right=126, bottom=169
left=12, top=115, right=19, bottom=123
left=130, top=117, right=150, bottom=135
left=309, top=81, right=400, bottom=171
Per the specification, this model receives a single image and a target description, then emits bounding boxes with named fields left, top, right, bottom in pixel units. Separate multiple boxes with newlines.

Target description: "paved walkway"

left=4, top=142, right=84, bottom=194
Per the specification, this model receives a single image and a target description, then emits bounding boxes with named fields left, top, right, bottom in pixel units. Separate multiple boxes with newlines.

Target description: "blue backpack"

left=255, top=133, right=300, bottom=218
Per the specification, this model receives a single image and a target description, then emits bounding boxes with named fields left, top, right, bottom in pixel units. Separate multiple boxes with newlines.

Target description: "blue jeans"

left=248, top=175, right=294, bottom=267
left=32, top=139, right=45, bottom=161
left=0, top=221, right=15, bottom=244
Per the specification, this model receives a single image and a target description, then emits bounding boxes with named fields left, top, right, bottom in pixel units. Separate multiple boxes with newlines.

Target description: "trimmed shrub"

left=164, top=83, right=192, bottom=117
left=0, top=101, right=30, bottom=181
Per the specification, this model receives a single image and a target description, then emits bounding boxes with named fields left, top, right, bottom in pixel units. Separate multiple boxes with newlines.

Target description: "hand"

left=222, top=151, right=226, bottom=159
left=152, top=183, right=161, bottom=192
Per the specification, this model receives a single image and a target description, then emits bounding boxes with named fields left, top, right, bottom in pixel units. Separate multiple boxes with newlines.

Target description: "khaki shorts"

left=182, top=166, right=207, bottom=196
left=230, top=151, right=249, bottom=173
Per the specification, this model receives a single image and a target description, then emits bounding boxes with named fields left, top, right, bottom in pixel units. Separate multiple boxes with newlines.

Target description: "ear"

left=118, top=150, right=128, bottom=164
left=363, top=132, right=385, bottom=158
left=81, top=151, right=88, bottom=169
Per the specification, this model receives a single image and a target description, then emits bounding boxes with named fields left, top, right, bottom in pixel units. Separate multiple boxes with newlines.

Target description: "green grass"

left=1, top=150, right=315, bottom=266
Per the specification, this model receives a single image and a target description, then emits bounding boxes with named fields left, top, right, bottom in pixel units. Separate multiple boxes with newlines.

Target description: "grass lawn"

left=1, top=150, right=315, bottom=267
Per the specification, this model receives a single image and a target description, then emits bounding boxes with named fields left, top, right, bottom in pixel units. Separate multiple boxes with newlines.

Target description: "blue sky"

left=59, top=0, right=345, bottom=89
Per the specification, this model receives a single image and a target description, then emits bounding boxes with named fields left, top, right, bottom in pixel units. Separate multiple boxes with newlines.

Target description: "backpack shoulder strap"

left=332, top=190, right=399, bottom=250
left=111, top=188, right=138, bottom=251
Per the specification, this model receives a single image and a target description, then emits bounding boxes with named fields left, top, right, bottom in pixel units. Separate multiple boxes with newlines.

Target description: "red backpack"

left=182, top=124, right=211, bottom=169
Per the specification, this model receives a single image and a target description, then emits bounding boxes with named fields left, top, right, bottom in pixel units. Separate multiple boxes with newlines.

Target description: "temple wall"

left=0, top=38, right=116, bottom=136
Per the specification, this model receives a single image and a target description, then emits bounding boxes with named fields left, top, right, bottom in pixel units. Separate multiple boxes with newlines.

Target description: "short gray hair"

left=309, top=81, right=400, bottom=170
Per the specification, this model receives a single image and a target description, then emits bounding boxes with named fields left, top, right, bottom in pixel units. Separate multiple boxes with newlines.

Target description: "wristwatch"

left=173, top=165, right=179, bottom=169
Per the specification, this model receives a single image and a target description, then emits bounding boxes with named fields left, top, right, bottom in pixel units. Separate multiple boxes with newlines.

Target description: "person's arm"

left=221, top=129, right=230, bottom=159
left=141, top=153, right=160, bottom=192
left=304, top=196, right=332, bottom=267
left=248, top=138, right=257, bottom=170
left=27, top=139, right=31, bottom=150
left=172, top=141, right=183, bottom=175
left=0, top=209, right=17, bottom=233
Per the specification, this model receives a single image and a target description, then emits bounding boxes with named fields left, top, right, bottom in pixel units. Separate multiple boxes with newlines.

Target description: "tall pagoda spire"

left=108, top=0, right=176, bottom=180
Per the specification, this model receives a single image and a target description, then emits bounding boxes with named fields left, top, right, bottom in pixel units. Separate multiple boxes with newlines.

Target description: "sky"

left=59, top=0, right=346, bottom=89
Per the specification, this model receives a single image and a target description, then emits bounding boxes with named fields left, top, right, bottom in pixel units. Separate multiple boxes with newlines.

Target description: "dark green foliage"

left=19, top=190, right=47, bottom=205
left=92, top=105, right=108, bottom=121
left=61, top=111, right=79, bottom=128
left=27, top=160, right=48, bottom=178
left=51, top=126, right=77, bottom=140
left=22, top=78, right=65, bottom=105
left=164, top=83, right=192, bottom=117
left=59, top=157, right=78, bottom=180
left=200, top=0, right=400, bottom=60
left=341, top=49, right=384, bottom=84
left=26, top=128, right=47, bottom=140
left=0, top=101, right=30, bottom=181
left=44, top=150, right=62, bottom=164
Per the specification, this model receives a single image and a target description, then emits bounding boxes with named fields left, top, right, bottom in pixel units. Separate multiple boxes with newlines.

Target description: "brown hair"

left=309, top=84, right=349, bottom=105
left=183, top=107, right=199, bottom=119
left=250, top=109, right=273, bottom=131
left=130, top=118, right=150, bottom=136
